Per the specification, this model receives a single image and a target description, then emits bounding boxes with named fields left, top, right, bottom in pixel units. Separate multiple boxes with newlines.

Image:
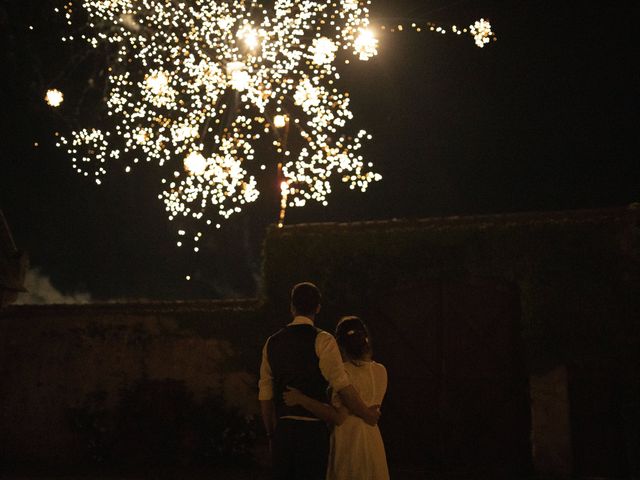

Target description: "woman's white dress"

left=327, top=361, right=390, bottom=480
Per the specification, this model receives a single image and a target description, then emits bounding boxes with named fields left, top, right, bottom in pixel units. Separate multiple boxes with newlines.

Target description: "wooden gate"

left=367, top=278, right=531, bottom=476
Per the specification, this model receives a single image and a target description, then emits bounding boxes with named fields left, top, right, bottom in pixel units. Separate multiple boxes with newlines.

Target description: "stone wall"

left=0, top=301, right=269, bottom=469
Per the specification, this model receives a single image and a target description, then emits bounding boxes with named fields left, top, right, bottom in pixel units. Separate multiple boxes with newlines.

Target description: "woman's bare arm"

left=283, top=387, right=349, bottom=426
left=337, top=384, right=380, bottom=425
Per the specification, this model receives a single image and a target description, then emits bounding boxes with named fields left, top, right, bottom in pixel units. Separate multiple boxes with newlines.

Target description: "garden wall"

left=262, top=206, right=640, bottom=477
left=0, top=300, right=270, bottom=471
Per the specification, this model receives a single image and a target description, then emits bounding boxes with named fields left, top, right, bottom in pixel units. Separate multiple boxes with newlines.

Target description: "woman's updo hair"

left=335, top=316, right=371, bottom=363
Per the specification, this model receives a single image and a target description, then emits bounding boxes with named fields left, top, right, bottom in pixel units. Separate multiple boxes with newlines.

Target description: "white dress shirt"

left=258, top=316, right=350, bottom=419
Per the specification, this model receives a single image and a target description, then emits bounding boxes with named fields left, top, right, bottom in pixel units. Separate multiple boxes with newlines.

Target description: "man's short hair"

left=291, top=282, right=321, bottom=316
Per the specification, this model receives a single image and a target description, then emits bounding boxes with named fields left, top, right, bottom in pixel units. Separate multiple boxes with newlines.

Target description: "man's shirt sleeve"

left=258, top=339, right=274, bottom=401
left=316, top=331, right=350, bottom=392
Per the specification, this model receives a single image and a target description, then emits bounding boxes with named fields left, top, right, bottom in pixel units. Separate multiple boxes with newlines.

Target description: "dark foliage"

left=262, top=208, right=640, bottom=373
left=67, top=379, right=257, bottom=468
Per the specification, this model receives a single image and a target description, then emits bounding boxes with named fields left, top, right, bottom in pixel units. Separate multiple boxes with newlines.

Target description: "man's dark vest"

left=267, top=324, right=328, bottom=418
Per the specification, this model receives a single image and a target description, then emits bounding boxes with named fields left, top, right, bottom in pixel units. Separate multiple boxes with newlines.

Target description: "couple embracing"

left=259, top=282, right=390, bottom=480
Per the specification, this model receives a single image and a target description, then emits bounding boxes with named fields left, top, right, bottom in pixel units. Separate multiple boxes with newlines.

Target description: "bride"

left=283, top=316, right=390, bottom=480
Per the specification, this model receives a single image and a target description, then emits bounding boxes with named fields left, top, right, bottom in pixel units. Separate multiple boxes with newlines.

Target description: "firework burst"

left=55, top=0, right=382, bottom=235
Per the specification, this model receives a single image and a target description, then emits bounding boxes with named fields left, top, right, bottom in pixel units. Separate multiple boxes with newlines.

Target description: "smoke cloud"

left=15, top=268, right=91, bottom=305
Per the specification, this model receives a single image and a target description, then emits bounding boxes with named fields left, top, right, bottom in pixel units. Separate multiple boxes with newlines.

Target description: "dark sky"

left=1, top=1, right=638, bottom=301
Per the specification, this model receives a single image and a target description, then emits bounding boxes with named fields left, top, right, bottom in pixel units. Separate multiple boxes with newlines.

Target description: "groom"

left=259, top=282, right=379, bottom=479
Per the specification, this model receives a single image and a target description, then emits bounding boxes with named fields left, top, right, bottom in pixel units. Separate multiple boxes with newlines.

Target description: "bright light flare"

left=183, top=152, right=207, bottom=176
left=273, top=115, right=288, bottom=128
left=311, top=37, right=338, bottom=65
left=238, top=25, right=260, bottom=50
left=470, top=18, right=494, bottom=48
left=145, top=71, right=169, bottom=96
left=226, top=61, right=250, bottom=91
left=354, top=29, right=378, bottom=60
left=230, top=70, right=250, bottom=91
left=45, top=89, right=64, bottom=107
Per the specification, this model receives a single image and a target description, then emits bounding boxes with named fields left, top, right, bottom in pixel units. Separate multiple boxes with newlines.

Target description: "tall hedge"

left=262, top=207, right=640, bottom=373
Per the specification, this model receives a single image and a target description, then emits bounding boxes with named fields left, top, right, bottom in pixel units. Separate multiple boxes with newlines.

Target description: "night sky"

left=1, top=1, right=638, bottom=301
